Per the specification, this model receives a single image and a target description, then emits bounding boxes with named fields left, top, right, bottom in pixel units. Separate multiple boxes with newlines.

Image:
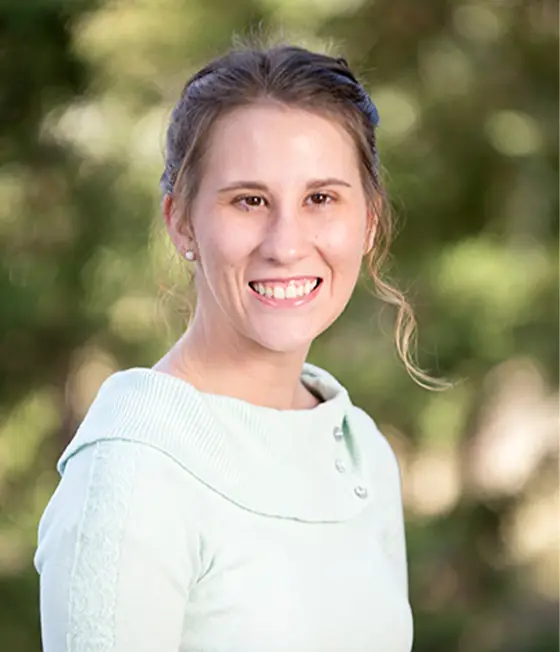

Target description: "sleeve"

left=378, top=435, right=409, bottom=597
left=34, top=440, right=203, bottom=652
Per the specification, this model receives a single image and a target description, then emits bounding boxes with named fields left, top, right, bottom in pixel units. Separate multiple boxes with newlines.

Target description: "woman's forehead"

left=203, top=103, right=361, bottom=185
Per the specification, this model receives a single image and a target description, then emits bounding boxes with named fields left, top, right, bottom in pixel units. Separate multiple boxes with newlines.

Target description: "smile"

left=248, top=277, right=322, bottom=305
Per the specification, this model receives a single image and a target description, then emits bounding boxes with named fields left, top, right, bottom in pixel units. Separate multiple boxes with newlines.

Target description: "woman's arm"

left=34, top=440, right=202, bottom=652
left=381, top=440, right=409, bottom=597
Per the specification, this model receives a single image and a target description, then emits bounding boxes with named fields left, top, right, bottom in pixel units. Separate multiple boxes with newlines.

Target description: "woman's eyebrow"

left=217, top=178, right=352, bottom=194
left=307, top=178, right=352, bottom=190
left=217, top=181, right=269, bottom=194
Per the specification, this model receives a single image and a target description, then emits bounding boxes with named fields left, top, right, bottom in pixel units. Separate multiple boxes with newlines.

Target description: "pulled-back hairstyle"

left=161, top=44, right=447, bottom=390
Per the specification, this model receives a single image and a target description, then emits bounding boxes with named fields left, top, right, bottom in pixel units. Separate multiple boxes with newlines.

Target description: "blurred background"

left=1, top=0, right=558, bottom=650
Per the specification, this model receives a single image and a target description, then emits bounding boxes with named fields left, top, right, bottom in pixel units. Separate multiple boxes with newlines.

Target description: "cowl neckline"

left=58, top=363, right=377, bottom=522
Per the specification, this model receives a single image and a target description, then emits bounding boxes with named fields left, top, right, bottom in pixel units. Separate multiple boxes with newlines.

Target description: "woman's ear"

left=162, top=193, right=195, bottom=254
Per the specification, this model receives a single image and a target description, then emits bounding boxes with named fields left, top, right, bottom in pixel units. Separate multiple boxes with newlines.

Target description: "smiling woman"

left=33, top=43, right=441, bottom=652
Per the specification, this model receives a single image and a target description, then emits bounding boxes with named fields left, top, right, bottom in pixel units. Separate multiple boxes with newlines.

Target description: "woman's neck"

left=154, top=323, right=319, bottom=411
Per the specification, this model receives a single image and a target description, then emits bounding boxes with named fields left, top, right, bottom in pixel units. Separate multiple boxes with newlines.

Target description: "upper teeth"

left=252, top=280, right=319, bottom=299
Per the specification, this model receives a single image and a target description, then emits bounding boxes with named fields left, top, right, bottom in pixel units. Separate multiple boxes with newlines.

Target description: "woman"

left=34, top=44, right=435, bottom=652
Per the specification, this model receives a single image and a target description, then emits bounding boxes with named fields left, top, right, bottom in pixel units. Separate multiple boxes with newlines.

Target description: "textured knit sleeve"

left=34, top=440, right=203, bottom=652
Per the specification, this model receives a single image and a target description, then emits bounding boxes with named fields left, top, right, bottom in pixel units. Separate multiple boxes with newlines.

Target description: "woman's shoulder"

left=344, top=403, right=405, bottom=507
left=57, top=368, right=204, bottom=476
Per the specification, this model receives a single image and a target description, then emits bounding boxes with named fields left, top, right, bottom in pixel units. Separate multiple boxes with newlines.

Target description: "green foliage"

left=0, top=1, right=557, bottom=650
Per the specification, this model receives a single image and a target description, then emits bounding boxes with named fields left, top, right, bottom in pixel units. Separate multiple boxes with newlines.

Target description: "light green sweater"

left=34, top=363, right=413, bottom=652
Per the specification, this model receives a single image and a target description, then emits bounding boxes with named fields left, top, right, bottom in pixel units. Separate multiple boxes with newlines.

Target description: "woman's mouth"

left=248, top=277, right=322, bottom=306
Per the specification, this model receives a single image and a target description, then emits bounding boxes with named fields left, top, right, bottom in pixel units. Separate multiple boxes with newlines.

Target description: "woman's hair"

left=161, top=43, right=448, bottom=390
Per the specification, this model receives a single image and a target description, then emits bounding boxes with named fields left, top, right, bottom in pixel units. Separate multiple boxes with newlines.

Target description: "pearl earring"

left=184, top=249, right=196, bottom=261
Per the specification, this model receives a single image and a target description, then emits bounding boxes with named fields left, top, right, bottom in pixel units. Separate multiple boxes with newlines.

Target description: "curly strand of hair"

left=366, top=202, right=452, bottom=391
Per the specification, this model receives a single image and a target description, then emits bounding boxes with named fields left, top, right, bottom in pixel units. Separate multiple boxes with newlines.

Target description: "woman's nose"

left=258, top=207, right=311, bottom=265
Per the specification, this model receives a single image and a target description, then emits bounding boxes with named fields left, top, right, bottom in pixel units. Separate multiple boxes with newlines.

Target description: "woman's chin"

left=249, top=329, right=317, bottom=356
left=242, top=313, right=337, bottom=355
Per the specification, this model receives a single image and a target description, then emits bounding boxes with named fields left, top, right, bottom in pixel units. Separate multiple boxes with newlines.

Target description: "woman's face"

left=171, top=103, right=373, bottom=356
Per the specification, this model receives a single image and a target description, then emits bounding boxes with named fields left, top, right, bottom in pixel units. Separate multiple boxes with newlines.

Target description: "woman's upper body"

left=34, top=43, right=436, bottom=651
left=34, top=363, right=413, bottom=652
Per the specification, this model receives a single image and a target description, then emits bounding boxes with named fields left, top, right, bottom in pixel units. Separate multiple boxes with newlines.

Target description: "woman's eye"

left=237, top=195, right=267, bottom=209
left=307, top=192, right=333, bottom=206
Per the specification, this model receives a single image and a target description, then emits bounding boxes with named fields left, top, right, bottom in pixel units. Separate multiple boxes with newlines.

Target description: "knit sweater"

left=34, top=363, right=414, bottom=652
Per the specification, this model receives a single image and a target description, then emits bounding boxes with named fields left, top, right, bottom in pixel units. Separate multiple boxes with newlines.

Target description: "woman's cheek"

left=200, top=224, right=253, bottom=268
left=318, top=218, right=366, bottom=266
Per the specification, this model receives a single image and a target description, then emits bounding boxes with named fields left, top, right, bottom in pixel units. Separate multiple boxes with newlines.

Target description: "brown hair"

left=161, top=44, right=449, bottom=390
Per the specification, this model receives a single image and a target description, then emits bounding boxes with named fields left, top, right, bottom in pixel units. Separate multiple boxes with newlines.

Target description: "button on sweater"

left=34, top=363, right=414, bottom=652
